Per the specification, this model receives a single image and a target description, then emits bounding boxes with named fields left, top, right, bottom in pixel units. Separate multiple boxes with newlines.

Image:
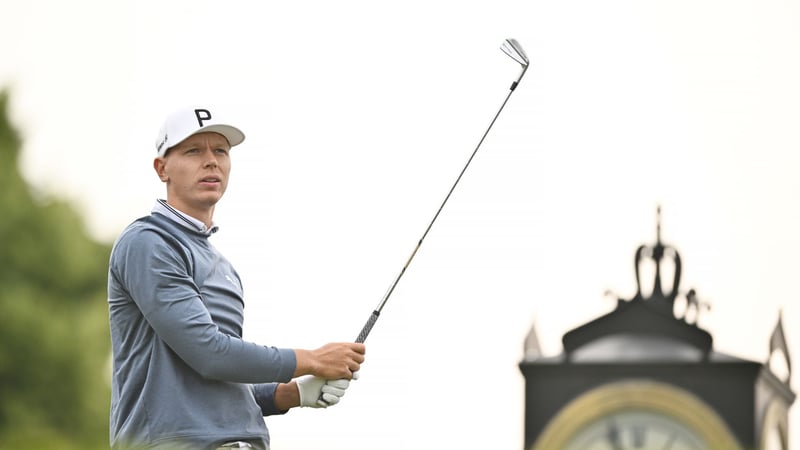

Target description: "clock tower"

left=520, top=210, right=795, bottom=450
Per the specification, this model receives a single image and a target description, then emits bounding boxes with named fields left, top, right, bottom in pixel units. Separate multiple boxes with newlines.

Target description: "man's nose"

left=203, top=149, right=219, bottom=167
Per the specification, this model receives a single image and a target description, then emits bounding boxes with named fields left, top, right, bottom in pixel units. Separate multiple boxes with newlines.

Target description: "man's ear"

left=153, top=157, right=168, bottom=182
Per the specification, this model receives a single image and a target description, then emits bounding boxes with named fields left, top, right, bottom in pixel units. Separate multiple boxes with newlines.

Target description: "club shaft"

left=355, top=71, right=526, bottom=343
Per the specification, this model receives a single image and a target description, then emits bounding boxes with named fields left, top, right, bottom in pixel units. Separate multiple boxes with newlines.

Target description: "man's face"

left=154, top=132, right=232, bottom=217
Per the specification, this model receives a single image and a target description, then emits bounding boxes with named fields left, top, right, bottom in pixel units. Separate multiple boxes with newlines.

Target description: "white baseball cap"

left=155, top=106, right=246, bottom=157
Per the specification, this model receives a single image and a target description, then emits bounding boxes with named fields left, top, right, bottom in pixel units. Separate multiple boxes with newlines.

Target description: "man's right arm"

left=112, top=229, right=296, bottom=383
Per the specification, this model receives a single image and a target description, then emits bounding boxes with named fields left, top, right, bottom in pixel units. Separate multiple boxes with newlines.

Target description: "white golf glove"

left=320, top=370, right=359, bottom=406
left=297, top=375, right=352, bottom=408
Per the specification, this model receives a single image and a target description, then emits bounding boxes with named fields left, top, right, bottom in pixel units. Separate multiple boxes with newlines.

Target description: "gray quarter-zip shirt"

left=108, top=200, right=296, bottom=449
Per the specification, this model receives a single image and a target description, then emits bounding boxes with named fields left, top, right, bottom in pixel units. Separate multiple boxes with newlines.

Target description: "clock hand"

left=632, top=425, right=646, bottom=448
left=606, top=421, right=624, bottom=450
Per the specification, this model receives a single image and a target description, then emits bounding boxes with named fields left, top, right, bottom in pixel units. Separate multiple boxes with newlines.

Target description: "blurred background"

left=1, top=1, right=798, bottom=449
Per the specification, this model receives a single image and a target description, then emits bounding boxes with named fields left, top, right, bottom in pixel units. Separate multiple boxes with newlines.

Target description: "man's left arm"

left=252, top=383, right=289, bottom=416
left=253, top=377, right=352, bottom=415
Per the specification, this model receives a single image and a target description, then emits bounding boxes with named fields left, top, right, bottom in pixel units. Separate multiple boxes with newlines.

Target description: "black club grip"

left=356, top=310, right=380, bottom=343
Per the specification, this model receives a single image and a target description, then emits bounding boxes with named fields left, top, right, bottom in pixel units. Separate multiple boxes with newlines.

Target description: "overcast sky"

left=2, top=1, right=799, bottom=449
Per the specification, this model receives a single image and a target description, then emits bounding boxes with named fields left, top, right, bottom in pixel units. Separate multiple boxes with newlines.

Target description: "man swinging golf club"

left=107, top=106, right=365, bottom=450
left=108, top=37, right=528, bottom=450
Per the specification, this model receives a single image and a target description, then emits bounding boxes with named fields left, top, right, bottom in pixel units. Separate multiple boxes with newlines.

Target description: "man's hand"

left=294, top=342, right=365, bottom=379
left=297, top=375, right=351, bottom=408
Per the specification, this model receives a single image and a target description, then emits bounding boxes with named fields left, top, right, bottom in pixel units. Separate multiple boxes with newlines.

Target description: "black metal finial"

left=633, top=206, right=682, bottom=313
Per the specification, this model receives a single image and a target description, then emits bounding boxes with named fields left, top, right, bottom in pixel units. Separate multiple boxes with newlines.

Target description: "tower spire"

left=656, top=205, right=662, bottom=243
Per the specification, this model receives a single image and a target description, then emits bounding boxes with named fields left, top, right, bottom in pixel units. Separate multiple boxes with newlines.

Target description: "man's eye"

left=185, top=148, right=199, bottom=154
left=215, top=148, right=229, bottom=155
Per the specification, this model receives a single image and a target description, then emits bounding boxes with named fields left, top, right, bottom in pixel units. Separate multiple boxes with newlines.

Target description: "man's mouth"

left=200, top=176, right=221, bottom=183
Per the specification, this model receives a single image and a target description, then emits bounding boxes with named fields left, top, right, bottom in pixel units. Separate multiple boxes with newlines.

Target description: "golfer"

left=107, top=106, right=365, bottom=450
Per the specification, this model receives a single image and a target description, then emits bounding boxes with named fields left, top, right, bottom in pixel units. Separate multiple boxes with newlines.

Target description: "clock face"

left=563, top=409, right=707, bottom=450
left=529, top=381, right=741, bottom=450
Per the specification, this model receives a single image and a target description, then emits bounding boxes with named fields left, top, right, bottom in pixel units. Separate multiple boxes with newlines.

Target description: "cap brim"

left=195, top=124, right=246, bottom=147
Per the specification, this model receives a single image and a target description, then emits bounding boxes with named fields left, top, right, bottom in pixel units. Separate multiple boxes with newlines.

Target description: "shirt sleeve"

left=111, top=227, right=296, bottom=383
left=252, top=383, right=290, bottom=416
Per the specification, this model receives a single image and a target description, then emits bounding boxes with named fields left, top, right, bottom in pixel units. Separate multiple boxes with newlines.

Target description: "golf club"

left=355, top=38, right=529, bottom=344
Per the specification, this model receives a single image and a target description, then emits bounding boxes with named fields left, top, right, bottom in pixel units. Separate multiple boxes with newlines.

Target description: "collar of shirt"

left=152, top=199, right=219, bottom=236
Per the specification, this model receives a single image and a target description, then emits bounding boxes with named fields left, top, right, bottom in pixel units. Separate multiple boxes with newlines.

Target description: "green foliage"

left=0, top=91, right=112, bottom=449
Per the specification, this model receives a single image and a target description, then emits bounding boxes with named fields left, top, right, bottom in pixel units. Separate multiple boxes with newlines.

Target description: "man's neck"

left=163, top=200, right=215, bottom=229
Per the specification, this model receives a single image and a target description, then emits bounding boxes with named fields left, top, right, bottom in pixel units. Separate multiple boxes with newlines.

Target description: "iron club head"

left=501, top=38, right=529, bottom=67
left=501, top=38, right=529, bottom=89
